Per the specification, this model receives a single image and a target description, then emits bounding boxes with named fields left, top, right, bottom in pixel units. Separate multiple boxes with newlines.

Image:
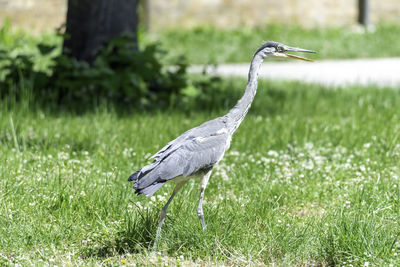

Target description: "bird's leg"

left=153, top=180, right=187, bottom=250
left=197, top=170, right=212, bottom=231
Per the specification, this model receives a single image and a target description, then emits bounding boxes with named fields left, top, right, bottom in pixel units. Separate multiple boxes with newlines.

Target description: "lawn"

left=1, top=79, right=400, bottom=265
left=145, top=24, right=400, bottom=64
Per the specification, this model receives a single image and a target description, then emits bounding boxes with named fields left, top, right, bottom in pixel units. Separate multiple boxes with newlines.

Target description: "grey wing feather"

left=139, top=183, right=164, bottom=196
left=129, top=117, right=229, bottom=196
left=150, top=117, right=226, bottom=162
left=150, top=124, right=197, bottom=161
left=181, top=135, right=226, bottom=176
left=135, top=133, right=227, bottom=189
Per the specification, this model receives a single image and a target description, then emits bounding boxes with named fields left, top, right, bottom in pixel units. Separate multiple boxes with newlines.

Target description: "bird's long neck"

left=225, top=53, right=264, bottom=134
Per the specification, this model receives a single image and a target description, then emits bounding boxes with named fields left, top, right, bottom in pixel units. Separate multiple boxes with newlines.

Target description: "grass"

left=1, top=78, right=400, bottom=265
left=144, top=24, right=400, bottom=64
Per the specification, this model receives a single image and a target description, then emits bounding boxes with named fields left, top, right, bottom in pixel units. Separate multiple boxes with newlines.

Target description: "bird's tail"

left=135, top=183, right=164, bottom=196
left=128, top=170, right=140, bottom=182
left=128, top=163, right=165, bottom=197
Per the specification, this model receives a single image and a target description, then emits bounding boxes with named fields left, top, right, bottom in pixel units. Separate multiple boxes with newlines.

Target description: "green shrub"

left=0, top=25, right=222, bottom=109
left=0, top=21, right=58, bottom=100
left=52, top=36, right=189, bottom=107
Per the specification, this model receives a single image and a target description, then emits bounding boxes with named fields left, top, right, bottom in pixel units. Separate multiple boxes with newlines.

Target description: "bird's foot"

left=152, top=231, right=161, bottom=251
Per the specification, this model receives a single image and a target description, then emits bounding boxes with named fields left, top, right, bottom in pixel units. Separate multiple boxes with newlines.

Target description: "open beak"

left=284, top=46, right=316, bottom=62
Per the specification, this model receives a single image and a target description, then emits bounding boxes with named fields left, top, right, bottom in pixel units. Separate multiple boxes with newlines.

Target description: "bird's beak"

left=283, top=46, right=316, bottom=62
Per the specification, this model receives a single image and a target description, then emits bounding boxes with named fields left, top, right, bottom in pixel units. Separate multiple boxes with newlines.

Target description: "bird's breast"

left=225, top=135, right=232, bottom=151
left=216, top=128, right=228, bottom=135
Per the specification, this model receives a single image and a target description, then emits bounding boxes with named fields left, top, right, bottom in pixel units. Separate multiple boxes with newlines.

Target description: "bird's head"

left=256, top=41, right=316, bottom=62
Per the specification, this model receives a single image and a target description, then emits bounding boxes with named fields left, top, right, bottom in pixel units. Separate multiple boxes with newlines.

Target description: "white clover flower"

left=305, top=142, right=314, bottom=150
left=58, top=152, right=70, bottom=160
left=229, top=151, right=240, bottom=156
left=363, top=143, right=371, bottom=148
left=267, top=150, right=278, bottom=157
left=220, top=169, right=230, bottom=181
left=314, top=156, right=325, bottom=165
left=157, top=194, right=167, bottom=202
left=303, top=160, right=314, bottom=170
left=255, top=115, right=263, bottom=121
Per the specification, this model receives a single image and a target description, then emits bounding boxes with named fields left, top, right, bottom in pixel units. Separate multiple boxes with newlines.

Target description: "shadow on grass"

left=1, top=77, right=294, bottom=118
left=79, top=198, right=239, bottom=260
left=82, top=208, right=159, bottom=259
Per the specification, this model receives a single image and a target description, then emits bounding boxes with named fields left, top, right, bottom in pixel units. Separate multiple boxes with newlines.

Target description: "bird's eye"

left=276, top=46, right=284, bottom=52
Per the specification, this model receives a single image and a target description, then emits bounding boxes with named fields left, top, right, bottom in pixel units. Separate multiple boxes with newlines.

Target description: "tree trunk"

left=63, top=0, right=138, bottom=63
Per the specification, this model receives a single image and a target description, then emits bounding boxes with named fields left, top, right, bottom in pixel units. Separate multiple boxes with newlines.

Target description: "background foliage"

left=0, top=22, right=218, bottom=109
left=2, top=22, right=400, bottom=266
left=2, top=23, right=400, bottom=110
left=152, top=24, right=400, bottom=64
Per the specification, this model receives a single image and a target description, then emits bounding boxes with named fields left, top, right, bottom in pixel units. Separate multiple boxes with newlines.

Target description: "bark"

left=64, top=0, right=138, bottom=63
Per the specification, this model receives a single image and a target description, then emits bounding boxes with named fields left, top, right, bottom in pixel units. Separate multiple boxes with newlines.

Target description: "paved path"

left=189, top=58, right=400, bottom=88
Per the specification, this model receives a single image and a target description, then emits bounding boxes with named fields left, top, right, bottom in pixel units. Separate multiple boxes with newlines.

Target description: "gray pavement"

left=189, top=58, right=400, bottom=88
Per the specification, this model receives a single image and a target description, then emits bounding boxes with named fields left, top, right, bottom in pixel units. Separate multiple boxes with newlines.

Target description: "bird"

left=128, top=41, right=316, bottom=247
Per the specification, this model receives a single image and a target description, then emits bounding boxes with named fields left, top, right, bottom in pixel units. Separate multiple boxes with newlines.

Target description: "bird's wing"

left=150, top=117, right=226, bottom=162
left=149, top=133, right=188, bottom=161
left=134, top=132, right=228, bottom=190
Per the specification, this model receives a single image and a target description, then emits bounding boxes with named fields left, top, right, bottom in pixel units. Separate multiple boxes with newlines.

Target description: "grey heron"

left=128, top=41, right=315, bottom=247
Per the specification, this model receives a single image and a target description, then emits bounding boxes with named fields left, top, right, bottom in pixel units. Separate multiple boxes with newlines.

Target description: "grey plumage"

left=254, top=41, right=281, bottom=54
left=129, top=117, right=229, bottom=196
left=128, top=41, right=316, bottom=248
